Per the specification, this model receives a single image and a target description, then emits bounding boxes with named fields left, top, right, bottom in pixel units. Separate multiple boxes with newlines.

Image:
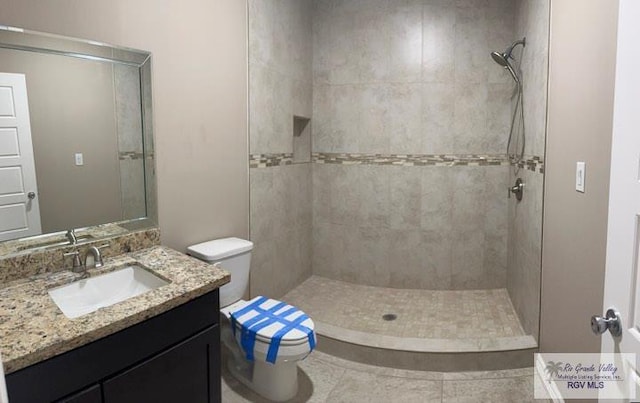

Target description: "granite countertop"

left=0, top=245, right=230, bottom=374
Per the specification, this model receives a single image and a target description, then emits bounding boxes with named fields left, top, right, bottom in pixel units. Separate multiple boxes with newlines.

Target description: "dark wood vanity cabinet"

left=102, top=326, right=217, bottom=403
left=6, top=290, right=221, bottom=403
left=58, top=385, right=102, bottom=403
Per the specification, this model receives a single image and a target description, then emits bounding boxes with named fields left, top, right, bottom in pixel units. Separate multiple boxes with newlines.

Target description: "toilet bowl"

left=187, top=238, right=316, bottom=402
left=221, top=297, right=315, bottom=401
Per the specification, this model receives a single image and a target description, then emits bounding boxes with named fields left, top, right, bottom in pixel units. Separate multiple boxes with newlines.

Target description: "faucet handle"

left=63, top=250, right=82, bottom=270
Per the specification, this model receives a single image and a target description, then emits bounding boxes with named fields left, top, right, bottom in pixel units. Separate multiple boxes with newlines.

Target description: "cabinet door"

left=56, top=384, right=102, bottom=403
left=102, top=325, right=220, bottom=403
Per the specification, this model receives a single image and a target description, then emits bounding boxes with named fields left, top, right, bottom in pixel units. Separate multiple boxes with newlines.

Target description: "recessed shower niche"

left=293, top=116, right=311, bottom=163
left=248, top=0, right=549, bottom=371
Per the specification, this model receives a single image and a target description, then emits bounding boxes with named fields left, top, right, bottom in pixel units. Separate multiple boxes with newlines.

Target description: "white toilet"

left=187, top=237, right=316, bottom=402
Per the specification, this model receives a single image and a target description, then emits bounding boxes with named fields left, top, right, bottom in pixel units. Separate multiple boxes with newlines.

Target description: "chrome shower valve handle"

left=508, top=178, right=524, bottom=201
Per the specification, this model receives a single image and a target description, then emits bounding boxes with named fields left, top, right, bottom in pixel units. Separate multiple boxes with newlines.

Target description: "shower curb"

left=315, top=321, right=538, bottom=372
left=317, top=322, right=537, bottom=353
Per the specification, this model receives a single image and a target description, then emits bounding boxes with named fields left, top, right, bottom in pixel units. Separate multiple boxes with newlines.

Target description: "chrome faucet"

left=84, top=244, right=110, bottom=269
left=66, top=229, right=77, bottom=245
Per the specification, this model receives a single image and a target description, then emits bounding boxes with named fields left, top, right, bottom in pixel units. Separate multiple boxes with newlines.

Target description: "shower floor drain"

left=382, top=313, right=397, bottom=321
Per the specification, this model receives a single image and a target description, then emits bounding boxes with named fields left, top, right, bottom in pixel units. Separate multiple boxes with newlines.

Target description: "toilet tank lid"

left=187, top=237, right=253, bottom=261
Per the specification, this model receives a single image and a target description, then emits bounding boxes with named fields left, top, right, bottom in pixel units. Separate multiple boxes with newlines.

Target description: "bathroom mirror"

left=0, top=25, right=156, bottom=255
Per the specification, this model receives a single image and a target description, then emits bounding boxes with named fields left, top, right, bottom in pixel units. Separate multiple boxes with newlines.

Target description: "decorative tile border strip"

left=513, top=155, right=545, bottom=174
left=119, top=151, right=154, bottom=160
left=250, top=153, right=293, bottom=168
left=249, top=152, right=544, bottom=173
left=313, top=152, right=510, bottom=167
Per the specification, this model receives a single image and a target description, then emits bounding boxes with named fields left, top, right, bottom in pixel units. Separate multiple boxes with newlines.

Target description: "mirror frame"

left=0, top=25, right=157, bottom=257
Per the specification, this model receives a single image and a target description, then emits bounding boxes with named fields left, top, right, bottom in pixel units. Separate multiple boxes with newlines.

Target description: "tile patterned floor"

left=221, top=350, right=536, bottom=402
left=282, top=276, right=526, bottom=339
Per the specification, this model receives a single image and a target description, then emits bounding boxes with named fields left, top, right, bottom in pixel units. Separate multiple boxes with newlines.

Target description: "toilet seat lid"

left=229, top=296, right=315, bottom=345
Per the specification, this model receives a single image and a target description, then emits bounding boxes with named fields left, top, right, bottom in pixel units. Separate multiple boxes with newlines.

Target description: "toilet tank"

left=186, top=237, right=253, bottom=308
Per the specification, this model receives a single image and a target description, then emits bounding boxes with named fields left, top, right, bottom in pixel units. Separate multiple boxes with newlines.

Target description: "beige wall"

left=541, top=0, right=618, bottom=353
left=0, top=48, right=122, bottom=232
left=0, top=0, right=249, bottom=250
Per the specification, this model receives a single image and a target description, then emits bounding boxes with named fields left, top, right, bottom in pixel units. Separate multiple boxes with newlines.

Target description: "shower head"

left=491, top=51, right=510, bottom=67
left=491, top=51, right=520, bottom=83
left=491, top=37, right=526, bottom=83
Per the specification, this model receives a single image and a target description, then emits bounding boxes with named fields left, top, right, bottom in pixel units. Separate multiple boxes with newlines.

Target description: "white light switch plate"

left=75, top=153, right=84, bottom=166
left=576, top=161, right=586, bottom=193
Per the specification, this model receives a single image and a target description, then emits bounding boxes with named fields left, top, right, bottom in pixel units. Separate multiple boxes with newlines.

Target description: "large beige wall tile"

left=328, top=164, right=361, bottom=226
left=313, top=0, right=515, bottom=156
left=504, top=0, right=549, bottom=342
left=248, top=0, right=275, bottom=68
left=249, top=63, right=278, bottom=154
left=389, top=167, right=422, bottom=230
left=249, top=237, right=276, bottom=298
left=385, top=85, right=423, bottom=154
left=312, top=164, right=509, bottom=289
left=357, top=166, right=390, bottom=228
left=452, top=84, right=489, bottom=153
left=250, top=164, right=312, bottom=298
left=453, top=6, right=489, bottom=84
left=248, top=0, right=313, bottom=297
left=311, top=221, right=336, bottom=278
left=507, top=167, right=543, bottom=339
left=515, top=0, right=550, bottom=157
left=422, top=83, right=456, bottom=153
left=423, top=4, right=456, bottom=84
left=420, top=167, right=454, bottom=233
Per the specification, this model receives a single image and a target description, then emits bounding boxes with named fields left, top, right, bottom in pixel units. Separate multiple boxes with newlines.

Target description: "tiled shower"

left=250, top=0, right=548, bottom=345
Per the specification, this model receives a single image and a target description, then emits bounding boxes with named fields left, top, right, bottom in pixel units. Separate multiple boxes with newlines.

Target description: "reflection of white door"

left=0, top=73, right=41, bottom=241
left=601, top=0, right=640, bottom=398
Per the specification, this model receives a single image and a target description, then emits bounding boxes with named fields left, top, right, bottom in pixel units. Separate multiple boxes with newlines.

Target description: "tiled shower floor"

left=282, top=276, right=526, bottom=340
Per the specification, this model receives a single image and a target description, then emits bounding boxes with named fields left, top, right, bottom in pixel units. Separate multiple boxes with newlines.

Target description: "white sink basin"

left=48, top=265, right=170, bottom=319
